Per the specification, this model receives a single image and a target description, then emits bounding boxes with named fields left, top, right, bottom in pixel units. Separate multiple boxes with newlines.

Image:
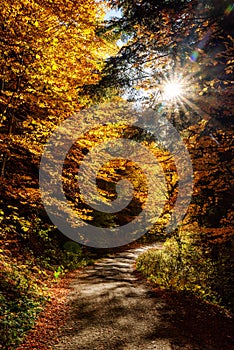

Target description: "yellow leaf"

left=52, top=63, right=57, bottom=70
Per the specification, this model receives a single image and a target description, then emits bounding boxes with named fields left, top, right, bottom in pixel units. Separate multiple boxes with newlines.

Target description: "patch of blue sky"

left=104, top=8, right=122, bottom=20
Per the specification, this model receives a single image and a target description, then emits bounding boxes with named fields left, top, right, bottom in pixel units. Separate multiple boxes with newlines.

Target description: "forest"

left=0, top=0, right=233, bottom=349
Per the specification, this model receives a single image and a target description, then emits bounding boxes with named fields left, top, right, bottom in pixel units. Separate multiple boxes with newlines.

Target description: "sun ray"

left=179, top=95, right=209, bottom=120
left=177, top=99, right=190, bottom=116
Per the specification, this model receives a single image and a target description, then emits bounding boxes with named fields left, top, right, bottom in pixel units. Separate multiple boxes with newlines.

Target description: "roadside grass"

left=136, top=230, right=234, bottom=313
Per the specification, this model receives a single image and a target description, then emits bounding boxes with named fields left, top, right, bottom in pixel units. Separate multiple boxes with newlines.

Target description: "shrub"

left=136, top=231, right=227, bottom=307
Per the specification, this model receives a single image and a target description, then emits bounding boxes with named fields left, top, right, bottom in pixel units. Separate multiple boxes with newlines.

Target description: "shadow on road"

left=53, top=245, right=233, bottom=350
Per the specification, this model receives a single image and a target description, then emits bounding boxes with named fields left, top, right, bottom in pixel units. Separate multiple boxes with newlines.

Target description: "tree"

left=101, top=0, right=233, bottom=231
left=99, top=0, right=234, bottom=310
left=0, top=0, right=115, bottom=177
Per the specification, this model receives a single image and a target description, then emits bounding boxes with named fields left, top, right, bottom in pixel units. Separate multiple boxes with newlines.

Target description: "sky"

left=104, top=8, right=122, bottom=20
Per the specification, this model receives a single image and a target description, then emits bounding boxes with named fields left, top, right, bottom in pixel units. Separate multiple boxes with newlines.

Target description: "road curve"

left=52, top=245, right=203, bottom=350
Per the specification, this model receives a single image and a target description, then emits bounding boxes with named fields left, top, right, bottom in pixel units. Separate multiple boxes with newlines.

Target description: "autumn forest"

left=0, top=0, right=233, bottom=349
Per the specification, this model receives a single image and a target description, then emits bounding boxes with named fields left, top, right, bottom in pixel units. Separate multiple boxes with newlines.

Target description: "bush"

left=136, top=230, right=233, bottom=310
left=0, top=205, right=92, bottom=349
left=0, top=292, right=44, bottom=349
left=0, top=255, right=47, bottom=349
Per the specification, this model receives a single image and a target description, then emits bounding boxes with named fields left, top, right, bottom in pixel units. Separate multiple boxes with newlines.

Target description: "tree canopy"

left=0, top=2, right=233, bottom=347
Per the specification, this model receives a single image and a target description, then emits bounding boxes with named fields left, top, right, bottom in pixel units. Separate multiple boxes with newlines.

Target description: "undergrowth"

left=136, top=229, right=234, bottom=313
left=0, top=206, right=92, bottom=349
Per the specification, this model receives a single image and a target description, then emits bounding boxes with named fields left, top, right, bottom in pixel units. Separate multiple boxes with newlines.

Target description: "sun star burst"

left=163, top=79, right=184, bottom=101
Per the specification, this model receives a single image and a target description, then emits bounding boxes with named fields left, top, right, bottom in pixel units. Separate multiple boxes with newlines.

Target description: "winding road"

left=52, top=244, right=208, bottom=350
left=53, top=244, right=199, bottom=350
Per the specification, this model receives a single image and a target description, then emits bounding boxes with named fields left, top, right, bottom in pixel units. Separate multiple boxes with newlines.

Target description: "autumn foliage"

left=0, top=0, right=233, bottom=348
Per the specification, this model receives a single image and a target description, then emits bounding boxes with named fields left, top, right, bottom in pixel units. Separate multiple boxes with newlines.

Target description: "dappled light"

left=1, top=0, right=233, bottom=348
